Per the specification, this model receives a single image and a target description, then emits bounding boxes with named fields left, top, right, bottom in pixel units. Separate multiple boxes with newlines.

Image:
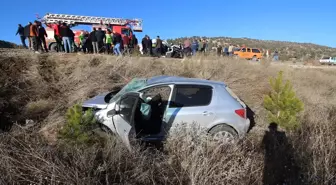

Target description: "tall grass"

left=0, top=49, right=335, bottom=184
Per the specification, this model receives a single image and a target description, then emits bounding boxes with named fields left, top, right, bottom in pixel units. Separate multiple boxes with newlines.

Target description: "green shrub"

left=263, top=71, right=304, bottom=131
left=59, top=104, right=97, bottom=144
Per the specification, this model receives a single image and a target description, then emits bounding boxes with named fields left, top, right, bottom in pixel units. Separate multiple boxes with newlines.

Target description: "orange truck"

left=39, top=13, right=143, bottom=52
left=233, top=47, right=263, bottom=61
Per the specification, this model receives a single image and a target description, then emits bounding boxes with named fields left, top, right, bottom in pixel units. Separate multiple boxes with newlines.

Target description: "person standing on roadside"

left=16, top=24, right=27, bottom=48
left=59, top=23, right=72, bottom=53
left=38, top=25, right=48, bottom=52
left=113, top=30, right=122, bottom=56
left=24, top=22, right=32, bottom=50
left=84, top=31, right=92, bottom=53
left=191, top=39, right=198, bottom=56
left=228, top=44, right=234, bottom=56
left=147, top=35, right=153, bottom=56
left=155, top=36, right=162, bottom=57
left=90, top=28, right=98, bottom=54
left=130, top=34, right=138, bottom=54
left=183, top=38, right=192, bottom=56
left=96, top=27, right=105, bottom=53
left=141, top=35, right=148, bottom=55
left=46, top=21, right=62, bottom=52
left=68, top=27, right=75, bottom=52
left=105, top=30, right=112, bottom=54
left=79, top=31, right=84, bottom=51
left=30, top=21, right=39, bottom=53
left=217, top=43, right=222, bottom=56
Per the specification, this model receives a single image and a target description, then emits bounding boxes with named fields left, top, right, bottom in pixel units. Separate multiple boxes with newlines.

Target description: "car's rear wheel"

left=208, top=124, right=238, bottom=144
left=49, top=42, right=58, bottom=52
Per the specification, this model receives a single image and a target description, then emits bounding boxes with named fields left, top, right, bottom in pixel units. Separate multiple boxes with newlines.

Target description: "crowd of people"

left=16, top=21, right=49, bottom=54
left=16, top=21, right=280, bottom=60
left=16, top=20, right=140, bottom=55
left=78, top=27, right=139, bottom=55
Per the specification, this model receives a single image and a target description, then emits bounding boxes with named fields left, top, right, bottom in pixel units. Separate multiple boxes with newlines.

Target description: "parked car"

left=319, top=56, right=336, bottom=65
left=234, top=47, right=262, bottom=61
left=165, top=44, right=184, bottom=58
left=82, top=76, right=251, bottom=149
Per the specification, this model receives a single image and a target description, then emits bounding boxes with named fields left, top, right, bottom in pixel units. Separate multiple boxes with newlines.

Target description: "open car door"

left=107, top=92, right=140, bottom=150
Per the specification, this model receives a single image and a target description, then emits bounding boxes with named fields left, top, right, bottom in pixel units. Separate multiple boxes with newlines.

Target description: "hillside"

left=0, top=49, right=335, bottom=184
left=0, top=40, right=19, bottom=48
left=168, top=37, right=336, bottom=61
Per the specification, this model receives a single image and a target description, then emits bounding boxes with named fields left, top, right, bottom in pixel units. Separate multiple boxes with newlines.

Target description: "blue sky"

left=2, top=0, right=336, bottom=47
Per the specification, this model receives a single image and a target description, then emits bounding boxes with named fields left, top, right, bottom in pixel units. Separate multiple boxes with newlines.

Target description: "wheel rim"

left=212, top=131, right=235, bottom=144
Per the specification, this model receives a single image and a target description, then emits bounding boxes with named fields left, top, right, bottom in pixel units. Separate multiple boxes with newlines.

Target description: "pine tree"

left=59, top=104, right=97, bottom=144
left=263, top=71, right=304, bottom=131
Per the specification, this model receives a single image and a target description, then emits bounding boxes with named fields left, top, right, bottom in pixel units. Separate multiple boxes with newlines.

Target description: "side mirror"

left=107, top=109, right=118, bottom=117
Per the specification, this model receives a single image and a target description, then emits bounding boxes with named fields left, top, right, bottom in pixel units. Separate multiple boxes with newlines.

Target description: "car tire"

left=49, top=42, right=58, bottom=52
left=208, top=124, right=238, bottom=143
left=99, top=123, right=114, bottom=135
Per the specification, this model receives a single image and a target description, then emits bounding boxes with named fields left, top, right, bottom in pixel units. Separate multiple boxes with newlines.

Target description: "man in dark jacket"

left=38, top=25, right=48, bottom=52
left=68, top=27, right=75, bottom=52
left=95, top=28, right=105, bottom=52
left=59, top=23, right=72, bottom=53
left=129, top=34, right=138, bottom=54
left=16, top=24, right=27, bottom=48
left=155, top=36, right=163, bottom=57
left=112, top=31, right=122, bottom=56
left=90, top=28, right=98, bottom=54
left=141, top=35, right=147, bottom=55
left=24, top=22, right=32, bottom=50
left=130, top=34, right=138, bottom=48
left=147, top=36, right=153, bottom=56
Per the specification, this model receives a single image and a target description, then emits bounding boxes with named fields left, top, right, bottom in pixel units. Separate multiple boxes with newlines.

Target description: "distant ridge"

left=0, top=40, right=19, bottom=48
left=168, top=37, right=336, bottom=60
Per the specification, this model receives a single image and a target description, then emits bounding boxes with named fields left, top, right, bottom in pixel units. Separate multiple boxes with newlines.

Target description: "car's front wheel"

left=99, top=123, right=114, bottom=135
left=208, top=124, right=238, bottom=144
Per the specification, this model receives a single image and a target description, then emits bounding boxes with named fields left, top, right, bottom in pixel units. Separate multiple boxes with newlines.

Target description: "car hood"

left=82, top=92, right=110, bottom=110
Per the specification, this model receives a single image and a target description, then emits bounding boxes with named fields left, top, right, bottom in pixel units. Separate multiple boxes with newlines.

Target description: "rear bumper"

left=244, top=118, right=251, bottom=134
left=238, top=118, right=250, bottom=138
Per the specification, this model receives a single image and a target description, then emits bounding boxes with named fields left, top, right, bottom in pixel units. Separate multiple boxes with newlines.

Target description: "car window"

left=118, top=95, right=138, bottom=123
left=247, top=48, right=251, bottom=52
left=139, top=85, right=172, bottom=102
left=170, top=85, right=212, bottom=108
left=121, top=28, right=130, bottom=36
left=241, top=48, right=246, bottom=52
left=252, top=49, right=260, bottom=53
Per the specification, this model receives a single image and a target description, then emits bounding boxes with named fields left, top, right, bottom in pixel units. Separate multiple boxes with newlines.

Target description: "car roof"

left=147, top=75, right=226, bottom=86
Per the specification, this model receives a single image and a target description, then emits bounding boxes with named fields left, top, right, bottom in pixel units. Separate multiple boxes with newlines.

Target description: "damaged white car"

left=82, top=76, right=250, bottom=148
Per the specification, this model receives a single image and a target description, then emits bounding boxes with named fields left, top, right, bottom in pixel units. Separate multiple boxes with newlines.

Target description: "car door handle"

left=202, top=111, right=210, bottom=116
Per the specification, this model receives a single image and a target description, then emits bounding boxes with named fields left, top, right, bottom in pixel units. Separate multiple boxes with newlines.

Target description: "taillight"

left=235, top=109, right=246, bottom=119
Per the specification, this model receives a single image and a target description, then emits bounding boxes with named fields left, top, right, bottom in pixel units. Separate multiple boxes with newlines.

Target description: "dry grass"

left=0, top=49, right=335, bottom=184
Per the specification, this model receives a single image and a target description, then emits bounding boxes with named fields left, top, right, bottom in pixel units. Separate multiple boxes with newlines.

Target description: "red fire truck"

left=38, top=13, right=143, bottom=52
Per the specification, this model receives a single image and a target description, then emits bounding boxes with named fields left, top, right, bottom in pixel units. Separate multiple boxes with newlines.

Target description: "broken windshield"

left=109, top=78, right=148, bottom=103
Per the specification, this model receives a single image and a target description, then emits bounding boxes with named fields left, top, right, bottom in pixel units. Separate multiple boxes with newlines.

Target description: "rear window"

left=322, top=56, right=330, bottom=59
left=252, top=49, right=260, bottom=53
left=170, top=85, right=212, bottom=107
